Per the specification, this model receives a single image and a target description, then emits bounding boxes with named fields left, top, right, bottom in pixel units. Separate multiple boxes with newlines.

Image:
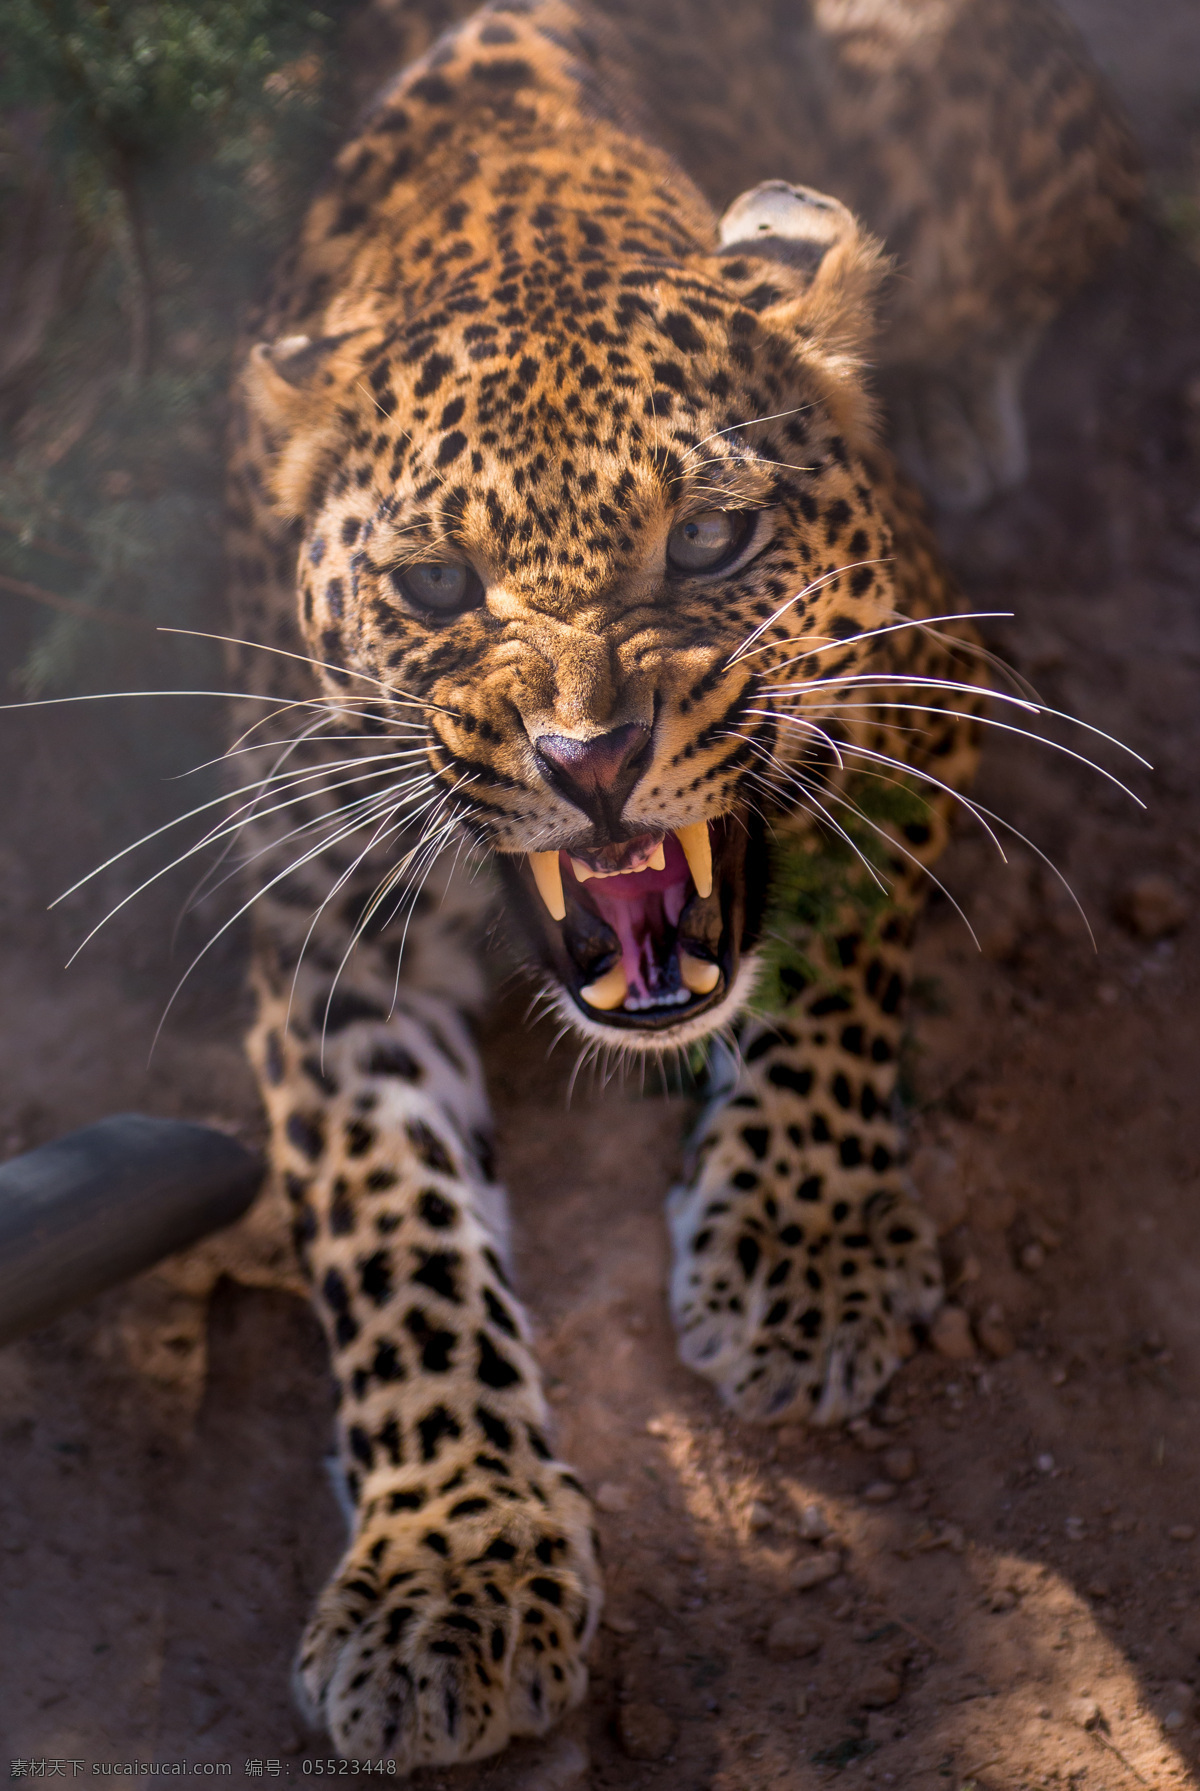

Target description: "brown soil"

left=4, top=7, right=1200, bottom=1788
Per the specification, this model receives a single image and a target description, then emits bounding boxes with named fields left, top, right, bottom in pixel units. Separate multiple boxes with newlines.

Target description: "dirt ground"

left=4, top=5, right=1200, bottom=1787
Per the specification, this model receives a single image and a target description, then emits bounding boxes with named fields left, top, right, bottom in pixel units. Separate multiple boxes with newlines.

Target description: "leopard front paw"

left=668, top=1167, right=942, bottom=1426
left=296, top=1466, right=601, bottom=1767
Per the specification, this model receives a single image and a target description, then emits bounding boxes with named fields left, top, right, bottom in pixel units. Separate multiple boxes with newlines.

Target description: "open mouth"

left=498, top=812, right=767, bottom=1034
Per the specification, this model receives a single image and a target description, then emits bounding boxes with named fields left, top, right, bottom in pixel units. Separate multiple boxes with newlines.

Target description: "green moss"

left=751, top=771, right=931, bottom=1019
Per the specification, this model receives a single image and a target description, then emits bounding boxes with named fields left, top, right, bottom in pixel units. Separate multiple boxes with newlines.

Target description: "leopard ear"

left=717, top=181, right=859, bottom=273
left=241, top=332, right=362, bottom=521
left=715, top=181, right=886, bottom=440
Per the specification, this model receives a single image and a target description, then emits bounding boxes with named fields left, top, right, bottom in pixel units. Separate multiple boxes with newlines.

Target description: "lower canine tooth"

left=569, top=856, right=596, bottom=883
left=580, top=963, right=628, bottom=1010
left=529, top=850, right=566, bottom=920
left=675, top=822, right=713, bottom=898
left=679, top=952, right=720, bottom=995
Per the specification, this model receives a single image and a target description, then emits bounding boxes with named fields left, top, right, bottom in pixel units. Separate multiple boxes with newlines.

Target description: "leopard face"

left=243, top=139, right=896, bottom=1050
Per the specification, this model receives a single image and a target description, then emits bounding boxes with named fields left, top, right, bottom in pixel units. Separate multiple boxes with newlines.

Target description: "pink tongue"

left=607, top=892, right=668, bottom=1005
left=569, top=835, right=692, bottom=1008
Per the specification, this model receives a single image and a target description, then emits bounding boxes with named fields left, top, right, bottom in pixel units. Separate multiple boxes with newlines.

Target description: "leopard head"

left=243, top=177, right=894, bottom=1050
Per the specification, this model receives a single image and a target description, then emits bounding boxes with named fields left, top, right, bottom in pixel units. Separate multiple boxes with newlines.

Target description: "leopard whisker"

left=756, top=700, right=1146, bottom=807
left=740, top=610, right=1014, bottom=671
left=828, top=741, right=1097, bottom=949
left=176, top=736, right=429, bottom=938
left=277, top=786, right=452, bottom=1019
left=757, top=671, right=1150, bottom=767
left=147, top=780, right=428, bottom=1062
left=157, top=626, right=455, bottom=716
left=367, top=807, right=482, bottom=1022
left=719, top=714, right=846, bottom=772
left=725, top=559, right=892, bottom=668
left=680, top=403, right=818, bottom=461
left=187, top=772, right=445, bottom=919
left=71, top=782, right=408, bottom=971
left=310, top=805, right=455, bottom=1053
left=831, top=738, right=1008, bottom=859
left=53, top=749, right=433, bottom=911
left=741, top=721, right=1010, bottom=863
left=746, top=755, right=983, bottom=951
left=69, top=755, right=443, bottom=962
left=188, top=716, right=429, bottom=778
left=740, top=756, right=889, bottom=895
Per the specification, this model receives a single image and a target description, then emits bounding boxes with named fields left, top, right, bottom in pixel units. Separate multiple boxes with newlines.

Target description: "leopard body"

left=224, top=0, right=1135, bottom=1763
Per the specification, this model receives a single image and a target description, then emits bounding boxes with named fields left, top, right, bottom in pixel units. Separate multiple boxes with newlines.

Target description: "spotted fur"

left=224, top=0, right=1134, bottom=1765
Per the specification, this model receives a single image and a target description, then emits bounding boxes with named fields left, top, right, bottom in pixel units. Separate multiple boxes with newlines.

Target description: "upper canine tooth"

left=580, top=962, right=628, bottom=1010
left=679, top=951, right=720, bottom=995
left=675, top=822, right=713, bottom=898
left=569, top=856, right=596, bottom=883
left=647, top=841, right=666, bottom=872
left=529, top=850, right=566, bottom=920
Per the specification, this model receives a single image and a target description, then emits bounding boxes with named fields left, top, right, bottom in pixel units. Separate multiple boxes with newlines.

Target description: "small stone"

left=1164, top=1709, right=1186, bottom=1733
left=1116, top=874, right=1189, bottom=941
left=1064, top=1516, right=1085, bottom=1542
left=789, top=1551, right=842, bottom=1590
left=1068, top=1697, right=1103, bottom=1731
left=976, top=1303, right=1016, bottom=1359
left=858, top=1667, right=902, bottom=1709
left=883, top=1446, right=916, bottom=1483
left=1036, top=1453, right=1055, bottom=1474
left=1020, top=1241, right=1046, bottom=1272
left=764, top=1613, right=823, bottom=1660
left=852, top=1421, right=892, bottom=1451
left=602, top=1611, right=637, bottom=1636
left=748, top=1500, right=773, bottom=1531
left=930, top=1305, right=976, bottom=1360
left=618, top=1703, right=676, bottom=1761
left=863, top=1481, right=897, bottom=1503
left=795, top=1688, right=809, bottom=1718
left=909, top=1145, right=968, bottom=1234
left=989, top=1586, right=1017, bottom=1613
left=595, top=1482, right=629, bottom=1514
left=1165, top=1682, right=1196, bottom=1723
left=1086, top=1580, right=1111, bottom=1601
left=797, top=1503, right=832, bottom=1541
left=520, top=1735, right=590, bottom=1791
left=1169, top=1524, right=1196, bottom=1542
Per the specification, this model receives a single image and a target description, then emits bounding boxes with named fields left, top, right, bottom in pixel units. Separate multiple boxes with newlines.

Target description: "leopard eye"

left=667, top=509, right=755, bottom=574
left=391, top=561, right=484, bottom=617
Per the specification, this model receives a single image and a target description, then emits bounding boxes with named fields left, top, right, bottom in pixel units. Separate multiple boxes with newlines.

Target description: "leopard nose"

left=534, top=722, right=651, bottom=817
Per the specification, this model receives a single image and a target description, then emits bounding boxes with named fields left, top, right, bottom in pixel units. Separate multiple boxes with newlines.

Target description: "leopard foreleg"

left=250, top=928, right=601, bottom=1767
left=668, top=914, right=942, bottom=1427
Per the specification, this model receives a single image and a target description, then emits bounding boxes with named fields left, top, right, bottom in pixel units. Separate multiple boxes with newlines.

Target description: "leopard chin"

left=495, top=808, right=770, bottom=1050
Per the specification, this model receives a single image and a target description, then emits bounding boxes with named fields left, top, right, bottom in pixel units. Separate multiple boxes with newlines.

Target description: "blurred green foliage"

left=752, top=772, right=932, bottom=1018
left=0, top=0, right=357, bottom=695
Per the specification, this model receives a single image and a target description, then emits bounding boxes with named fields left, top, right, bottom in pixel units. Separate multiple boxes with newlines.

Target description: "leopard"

left=222, top=0, right=1138, bottom=1767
